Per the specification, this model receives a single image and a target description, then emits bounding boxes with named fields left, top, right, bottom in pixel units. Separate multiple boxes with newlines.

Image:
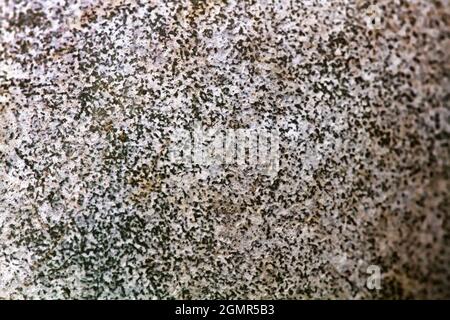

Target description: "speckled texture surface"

left=0, top=0, right=449, bottom=299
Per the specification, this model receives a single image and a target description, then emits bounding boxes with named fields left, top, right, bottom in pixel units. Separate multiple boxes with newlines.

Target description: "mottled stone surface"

left=0, top=0, right=449, bottom=299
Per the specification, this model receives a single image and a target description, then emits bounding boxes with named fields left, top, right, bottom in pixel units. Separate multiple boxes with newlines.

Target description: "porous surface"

left=0, top=0, right=449, bottom=299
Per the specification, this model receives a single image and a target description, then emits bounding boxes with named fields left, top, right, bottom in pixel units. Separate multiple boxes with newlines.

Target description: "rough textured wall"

left=0, top=0, right=449, bottom=299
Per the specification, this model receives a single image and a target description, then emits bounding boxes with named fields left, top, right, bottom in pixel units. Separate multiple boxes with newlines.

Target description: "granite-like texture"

left=0, top=0, right=449, bottom=299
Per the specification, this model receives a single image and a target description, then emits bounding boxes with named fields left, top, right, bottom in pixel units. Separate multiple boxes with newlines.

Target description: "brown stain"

left=126, top=139, right=170, bottom=203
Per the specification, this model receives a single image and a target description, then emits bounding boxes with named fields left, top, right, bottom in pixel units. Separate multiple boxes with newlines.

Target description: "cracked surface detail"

left=0, top=0, right=449, bottom=299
